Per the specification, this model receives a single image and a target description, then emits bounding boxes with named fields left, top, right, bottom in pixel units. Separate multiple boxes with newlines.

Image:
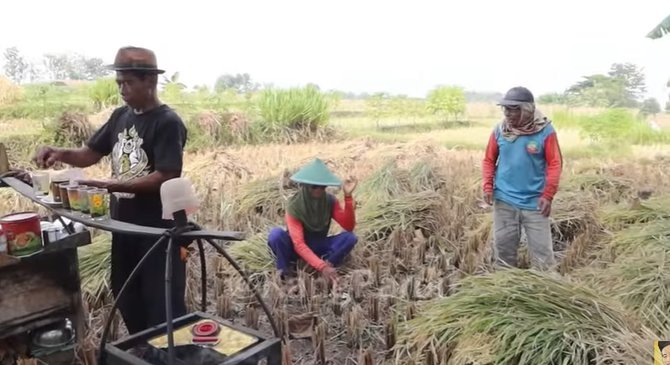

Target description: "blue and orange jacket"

left=482, top=124, right=562, bottom=210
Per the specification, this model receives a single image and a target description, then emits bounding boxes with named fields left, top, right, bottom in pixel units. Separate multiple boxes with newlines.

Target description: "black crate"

left=103, top=312, right=281, bottom=365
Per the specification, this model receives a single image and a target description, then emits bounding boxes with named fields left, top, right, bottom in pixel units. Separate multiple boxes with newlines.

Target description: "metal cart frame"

left=1, top=176, right=281, bottom=365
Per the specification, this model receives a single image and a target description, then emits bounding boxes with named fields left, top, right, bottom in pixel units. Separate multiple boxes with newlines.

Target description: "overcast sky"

left=2, top=0, right=670, bottom=101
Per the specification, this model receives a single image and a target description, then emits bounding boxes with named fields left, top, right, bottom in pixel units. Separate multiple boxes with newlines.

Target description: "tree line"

left=538, top=62, right=663, bottom=116
left=3, top=47, right=110, bottom=84
left=3, top=47, right=665, bottom=117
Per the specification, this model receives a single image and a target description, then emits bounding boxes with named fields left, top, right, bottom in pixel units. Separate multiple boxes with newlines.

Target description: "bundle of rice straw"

left=358, top=190, right=446, bottom=242
left=54, top=111, right=94, bottom=147
left=228, top=232, right=276, bottom=273
left=393, top=269, right=653, bottom=365
left=575, top=244, right=670, bottom=335
left=234, top=170, right=298, bottom=226
left=599, top=195, right=670, bottom=230
left=78, top=233, right=112, bottom=306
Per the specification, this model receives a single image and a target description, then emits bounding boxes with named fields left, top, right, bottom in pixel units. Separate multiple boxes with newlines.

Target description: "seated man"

left=268, top=158, right=358, bottom=285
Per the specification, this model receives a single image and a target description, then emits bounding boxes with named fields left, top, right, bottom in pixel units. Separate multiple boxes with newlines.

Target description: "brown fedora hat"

left=107, top=46, right=165, bottom=74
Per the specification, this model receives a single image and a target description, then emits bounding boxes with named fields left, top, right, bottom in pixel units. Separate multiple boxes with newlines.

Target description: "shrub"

left=579, top=108, right=663, bottom=144
left=88, top=78, right=120, bottom=111
left=256, top=85, right=330, bottom=132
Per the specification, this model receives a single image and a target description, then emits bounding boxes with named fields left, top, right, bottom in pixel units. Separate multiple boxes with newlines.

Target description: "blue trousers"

left=267, top=227, right=358, bottom=272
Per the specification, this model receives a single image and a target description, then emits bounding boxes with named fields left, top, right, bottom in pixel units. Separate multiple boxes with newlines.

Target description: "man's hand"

left=33, top=146, right=62, bottom=169
left=3, top=169, right=31, bottom=184
left=321, top=264, right=339, bottom=286
left=77, top=179, right=114, bottom=190
left=538, top=197, right=552, bottom=217
left=484, top=192, right=493, bottom=206
left=343, top=176, right=358, bottom=197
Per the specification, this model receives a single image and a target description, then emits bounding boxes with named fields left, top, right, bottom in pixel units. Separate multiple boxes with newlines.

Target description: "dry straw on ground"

left=53, top=111, right=94, bottom=147
left=4, top=138, right=670, bottom=364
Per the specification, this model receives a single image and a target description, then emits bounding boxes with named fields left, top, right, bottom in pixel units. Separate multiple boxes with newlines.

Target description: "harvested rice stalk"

left=550, top=190, right=599, bottom=247
left=558, top=228, right=604, bottom=274
left=368, top=256, right=381, bottom=287
left=368, top=295, right=380, bottom=323
left=331, top=291, right=351, bottom=317
left=394, top=269, right=653, bottom=365
left=187, top=149, right=252, bottom=181
left=415, top=240, right=426, bottom=266
left=607, top=220, right=670, bottom=259
left=359, top=190, right=446, bottom=242
left=405, top=302, right=417, bottom=321
left=268, top=278, right=285, bottom=311
left=275, top=309, right=288, bottom=338
left=565, top=173, right=633, bottom=202
left=438, top=251, right=450, bottom=272
left=298, top=273, right=313, bottom=306
left=346, top=305, right=364, bottom=348
left=312, top=320, right=327, bottom=364
left=575, top=244, right=670, bottom=334
left=386, top=292, right=398, bottom=312
left=407, top=158, right=448, bottom=193
left=228, top=232, right=274, bottom=273
left=404, top=276, right=416, bottom=300
left=421, top=266, right=438, bottom=285
left=217, top=295, right=233, bottom=319
left=599, top=195, right=670, bottom=230
left=357, top=348, right=374, bottom=365
left=357, top=159, right=409, bottom=204
left=385, top=317, right=397, bottom=353
left=195, top=111, right=223, bottom=137
left=53, top=111, right=94, bottom=147
left=78, top=233, right=112, bottom=306
left=234, top=171, right=297, bottom=224
left=440, top=276, right=452, bottom=296
left=245, top=305, right=259, bottom=329
left=310, top=294, right=322, bottom=313
left=351, top=271, right=364, bottom=302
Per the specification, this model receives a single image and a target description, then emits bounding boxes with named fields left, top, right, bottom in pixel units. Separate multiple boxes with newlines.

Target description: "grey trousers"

left=492, top=200, right=556, bottom=270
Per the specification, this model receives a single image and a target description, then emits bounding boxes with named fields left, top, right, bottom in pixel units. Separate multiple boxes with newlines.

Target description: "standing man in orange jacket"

left=482, top=86, right=563, bottom=270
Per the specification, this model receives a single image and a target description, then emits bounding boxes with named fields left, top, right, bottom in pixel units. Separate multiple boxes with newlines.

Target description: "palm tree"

left=161, top=71, right=187, bottom=89
left=647, top=15, right=670, bottom=39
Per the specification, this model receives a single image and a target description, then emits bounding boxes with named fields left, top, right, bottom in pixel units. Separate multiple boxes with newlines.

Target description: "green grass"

left=256, top=86, right=330, bottom=130
left=1, top=82, right=670, bottom=160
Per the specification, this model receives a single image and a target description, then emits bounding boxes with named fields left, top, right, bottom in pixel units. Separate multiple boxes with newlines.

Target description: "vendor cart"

left=0, top=175, right=282, bottom=365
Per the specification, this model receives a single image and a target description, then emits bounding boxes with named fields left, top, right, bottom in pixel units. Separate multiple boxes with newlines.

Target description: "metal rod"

left=165, top=235, right=175, bottom=365
left=203, top=237, right=280, bottom=338
left=55, top=214, right=75, bottom=235
left=196, top=239, right=207, bottom=311
left=98, top=232, right=170, bottom=364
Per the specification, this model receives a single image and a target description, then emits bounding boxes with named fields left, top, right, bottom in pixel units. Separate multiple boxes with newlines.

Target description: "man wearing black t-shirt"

left=33, top=46, right=188, bottom=335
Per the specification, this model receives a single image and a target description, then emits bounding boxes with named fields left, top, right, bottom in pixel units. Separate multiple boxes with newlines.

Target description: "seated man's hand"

left=321, top=263, right=339, bottom=286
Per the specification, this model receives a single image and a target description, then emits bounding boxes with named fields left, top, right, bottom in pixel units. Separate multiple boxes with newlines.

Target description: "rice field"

left=2, top=91, right=670, bottom=364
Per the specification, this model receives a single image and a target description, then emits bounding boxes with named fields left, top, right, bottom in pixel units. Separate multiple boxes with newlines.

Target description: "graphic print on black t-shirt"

left=112, top=125, right=150, bottom=184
